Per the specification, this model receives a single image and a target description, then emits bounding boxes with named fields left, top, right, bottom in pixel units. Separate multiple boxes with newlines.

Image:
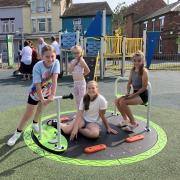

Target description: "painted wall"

left=0, top=7, right=23, bottom=33
left=61, top=15, right=112, bottom=35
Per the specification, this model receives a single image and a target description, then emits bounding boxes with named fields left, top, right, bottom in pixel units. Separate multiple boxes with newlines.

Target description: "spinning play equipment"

left=31, top=93, right=73, bottom=154
left=24, top=80, right=167, bottom=166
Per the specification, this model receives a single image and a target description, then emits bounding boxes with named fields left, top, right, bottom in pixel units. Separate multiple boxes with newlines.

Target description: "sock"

left=17, top=128, right=22, bottom=133
left=33, top=120, right=38, bottom=124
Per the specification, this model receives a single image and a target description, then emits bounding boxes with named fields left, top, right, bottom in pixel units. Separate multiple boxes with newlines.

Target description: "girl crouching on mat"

left=61, top=81, right=118, bottom=141
left=7, top=45, right=60, bottom=146
left=115, top=51, right=149, bottom=132
left=69, top=45, right=90, bottom=110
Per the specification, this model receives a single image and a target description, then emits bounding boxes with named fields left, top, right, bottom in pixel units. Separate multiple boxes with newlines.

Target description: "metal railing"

left=150, top=53, right=180, bottom=70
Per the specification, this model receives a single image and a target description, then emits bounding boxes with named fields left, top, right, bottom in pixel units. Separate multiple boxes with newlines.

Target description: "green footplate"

left=24, top=111, right=167, bottom=167
left=32, top=124, right=68, bottom=153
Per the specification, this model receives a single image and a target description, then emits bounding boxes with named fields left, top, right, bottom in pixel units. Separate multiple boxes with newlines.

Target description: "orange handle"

left=126, top=135, right=144, bottom=143
left=84, top=144, right=107, bottom=154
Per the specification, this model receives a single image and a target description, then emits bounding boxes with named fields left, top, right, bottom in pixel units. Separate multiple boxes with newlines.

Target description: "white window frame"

left=31, top=0, right=36, bottom=13
left=159, top=16, right=165, bottom=32
left=38, top=18, right=46, bottom=32
left=47, top=0, right=52, bottom=12
left=10, top=20, right=15, bottom=33
left=2, top=20, right=9, bottom=33
left=143, top=21, right=148, bottom=30
left=31, top=19, right=37, bottom=33
left=73, top=18, right=81, bottom=26
left=47, top=18, right=52, bottom=32
left=37, top=0, right=46, bottom=13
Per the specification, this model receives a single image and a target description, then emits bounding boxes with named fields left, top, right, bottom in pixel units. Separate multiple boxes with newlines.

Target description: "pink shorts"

left=73, top=80, right=86, bottom=109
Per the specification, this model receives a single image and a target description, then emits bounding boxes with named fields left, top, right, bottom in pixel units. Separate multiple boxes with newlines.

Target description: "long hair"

left=132, top=50, right=145, bottom=76
left=83, top=81, right=98, bottom=111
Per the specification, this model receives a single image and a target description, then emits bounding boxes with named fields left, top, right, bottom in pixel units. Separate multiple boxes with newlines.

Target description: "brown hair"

left=41, top=45, right=56, bottom=55
left=83, top=81, right=98, bottom=111
left=132, top=50, right=145, bottom=76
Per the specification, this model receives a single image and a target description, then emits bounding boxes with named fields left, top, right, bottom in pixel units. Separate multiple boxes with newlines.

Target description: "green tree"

left=113, top=2, right=127, bottom=35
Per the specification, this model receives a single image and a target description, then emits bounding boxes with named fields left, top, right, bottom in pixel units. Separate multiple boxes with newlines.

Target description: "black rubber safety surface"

left=43, top=112, right=157, bottom=160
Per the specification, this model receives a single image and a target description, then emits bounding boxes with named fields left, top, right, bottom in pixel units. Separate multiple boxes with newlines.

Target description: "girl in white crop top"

left=61, top=81, right=118, bottom=141
left=69, top=45, right=90, bottom=110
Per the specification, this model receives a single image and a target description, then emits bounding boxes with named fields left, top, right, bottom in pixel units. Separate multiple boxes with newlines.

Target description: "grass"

left=0, top=101, right=180, bottom=180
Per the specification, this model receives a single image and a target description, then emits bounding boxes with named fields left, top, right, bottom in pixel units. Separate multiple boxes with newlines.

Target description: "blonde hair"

left=132, top=50, right=145, bottom=76
left=42, top=45, right=56, bottom=55
left=87, top=81, right=98, bottom=88
left=71, top=45, right=83, bottom=54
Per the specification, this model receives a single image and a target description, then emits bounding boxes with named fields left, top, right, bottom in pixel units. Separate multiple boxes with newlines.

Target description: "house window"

left=47, top=0, right=52, bottom=12
left=47, top=18, right=52, bottom=32
left=37, top=0, right=46, bottom=13
left=159, top=16, right=165, bottom=31
left=73, top=18, right=81, bottom=31
left=38, top=18, right=46, bottom=32
left=11, top=20, right=15, bottom=33
left=73, top=18, right=81, bottom=25
left=2, top=21, right=9, bottom=33
left=143, top=21, right=148, bottom=30
left=152, top=19, right=155, bottom=31
left=31, top=0, right=36, bottom=13
left=32, top=19, right=37, bottom=33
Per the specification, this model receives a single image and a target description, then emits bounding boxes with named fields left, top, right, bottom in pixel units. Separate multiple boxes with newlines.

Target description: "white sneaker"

left=32, top=123, right=40, bottom=133
left=7, top=131, right=22, bottom=146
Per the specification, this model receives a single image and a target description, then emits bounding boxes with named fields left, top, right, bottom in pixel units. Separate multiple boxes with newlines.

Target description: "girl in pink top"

left=69, top=45, right=90, bottom=110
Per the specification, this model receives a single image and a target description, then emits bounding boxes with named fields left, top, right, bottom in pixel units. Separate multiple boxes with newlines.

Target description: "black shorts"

left=134, top=89, right=148, bottom=105
left=27, top=95, right=48, bottom=105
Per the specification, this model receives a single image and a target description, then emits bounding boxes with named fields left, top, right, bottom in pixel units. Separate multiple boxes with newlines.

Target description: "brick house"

left=135, top=1, right=180, bottom=54
left=0, top=0, right=70, bottom=61
left=124, top=0, right=166, bottom=38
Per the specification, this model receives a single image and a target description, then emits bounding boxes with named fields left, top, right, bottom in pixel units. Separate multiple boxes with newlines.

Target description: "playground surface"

left=0, top=69, right=180, bottom=180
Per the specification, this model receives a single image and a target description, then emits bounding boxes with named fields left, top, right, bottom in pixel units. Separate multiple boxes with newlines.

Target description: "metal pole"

left=56, top=98, right=62, bottom=149
left=76, top=30, right=80, bottom=45
left=100, top=9, right=106, bottom=80
left=65, top=51, right=68, bottom=75
left=100, top=37, right=104, bottom=80
left=38, top=113, right=42, bottom=140
left=146, top=82, right=152, bottom=131
left=143, top=29, right=147, bottom=65
left=122, top=36, right=126, bottom=77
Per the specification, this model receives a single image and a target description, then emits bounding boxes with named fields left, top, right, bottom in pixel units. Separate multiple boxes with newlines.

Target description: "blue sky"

left=73, top=0, right=178, bottom=10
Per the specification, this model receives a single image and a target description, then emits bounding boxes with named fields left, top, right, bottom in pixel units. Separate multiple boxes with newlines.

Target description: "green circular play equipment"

left=24, top=110, right=167, bottom=167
